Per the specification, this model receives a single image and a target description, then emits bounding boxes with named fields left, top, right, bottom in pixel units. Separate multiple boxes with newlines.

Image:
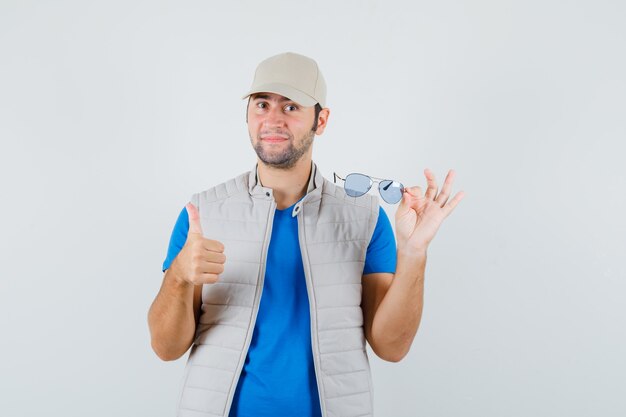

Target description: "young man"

left=148, top=52, right=464, bottom=417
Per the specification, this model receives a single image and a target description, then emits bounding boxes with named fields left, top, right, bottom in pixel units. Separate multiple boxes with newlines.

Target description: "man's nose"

left=263, top=106, right=286, bottom=128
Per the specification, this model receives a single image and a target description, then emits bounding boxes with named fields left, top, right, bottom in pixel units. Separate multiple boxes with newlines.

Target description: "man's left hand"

left=395, top=168, right=465, bottom=254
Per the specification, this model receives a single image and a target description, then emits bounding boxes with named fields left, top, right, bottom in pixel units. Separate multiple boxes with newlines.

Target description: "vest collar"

left=247, top=161, right=324, bottom=216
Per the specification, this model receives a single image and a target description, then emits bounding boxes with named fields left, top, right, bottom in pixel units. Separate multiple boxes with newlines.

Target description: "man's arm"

left=148, top=267, right=202, bottom=361
left=148, top=202, right=225, bottom=361
left=361, top=250, right=426, bottom=362
left=362, top=168, right=463, bottom=362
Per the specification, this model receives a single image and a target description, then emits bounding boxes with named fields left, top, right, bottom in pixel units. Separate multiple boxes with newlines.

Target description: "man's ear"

left=315, top=108, right=330, bottom=135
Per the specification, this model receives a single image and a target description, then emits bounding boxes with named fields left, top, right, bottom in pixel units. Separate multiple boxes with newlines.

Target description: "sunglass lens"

left=379, top=180, right=404, bottom=204
left=344, top=173, right=372, bottom=197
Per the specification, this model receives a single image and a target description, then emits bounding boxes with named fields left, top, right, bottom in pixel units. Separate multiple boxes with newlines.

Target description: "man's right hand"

left=169, top=202, right=226, bottom=285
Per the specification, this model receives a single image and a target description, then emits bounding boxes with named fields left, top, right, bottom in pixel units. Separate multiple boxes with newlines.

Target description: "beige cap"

left=241, top=52, right=326, bottom=108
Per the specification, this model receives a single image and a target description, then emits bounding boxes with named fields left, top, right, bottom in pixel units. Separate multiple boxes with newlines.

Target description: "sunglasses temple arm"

left=333, top=172, right=346, bottom=183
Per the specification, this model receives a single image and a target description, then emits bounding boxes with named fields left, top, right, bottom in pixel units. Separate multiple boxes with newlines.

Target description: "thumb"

left=185, top=202, right=203, bottom=235
left=396, top=186, right=421, bottom=216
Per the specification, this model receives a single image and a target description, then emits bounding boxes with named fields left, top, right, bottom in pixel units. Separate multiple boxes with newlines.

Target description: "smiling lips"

left=261, top=134, right=289, bottom=143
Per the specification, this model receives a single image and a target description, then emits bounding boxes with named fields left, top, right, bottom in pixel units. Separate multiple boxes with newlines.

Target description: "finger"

left=435, top=169, right=456, bottom=206
left=199, top=259, right=225, bottom=275
left=202, top=239, right=225, bottom=253
left=442, top=191, right=465, bottom=217
left=424, top=168, right=438, bottom=200
left=186, top=202, right=203, bottom=235
left=192, top=257, right=224, bottom=275
left=202, top=249, right=227, bottom=264
left=404, top=186, right=423, bottom=200
left=397, top=186, right=423, bottom=216
left=197, top=272, right=220, bottom=284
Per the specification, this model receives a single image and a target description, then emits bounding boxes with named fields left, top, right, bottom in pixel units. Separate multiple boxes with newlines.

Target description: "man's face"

left=247, top=92, right=318, bottom=169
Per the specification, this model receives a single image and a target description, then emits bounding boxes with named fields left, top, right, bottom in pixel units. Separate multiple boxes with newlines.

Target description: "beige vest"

left=176, top=162, right=380, bottom=417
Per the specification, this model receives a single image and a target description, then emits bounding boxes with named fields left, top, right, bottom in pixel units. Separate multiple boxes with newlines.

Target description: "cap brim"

left=241, top=83, right=318, bottom=107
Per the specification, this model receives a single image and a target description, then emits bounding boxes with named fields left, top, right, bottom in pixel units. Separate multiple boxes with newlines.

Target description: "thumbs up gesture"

left=170, top=203, right=226, bottom=285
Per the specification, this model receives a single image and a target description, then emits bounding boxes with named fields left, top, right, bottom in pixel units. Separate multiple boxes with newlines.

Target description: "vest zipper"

left=297, top=204, right=327, bottom=417
left=223, top=198, right=276, bottom=415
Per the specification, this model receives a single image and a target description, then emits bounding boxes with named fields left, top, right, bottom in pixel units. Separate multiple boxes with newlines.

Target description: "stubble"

left=251, top=128, right=315, bottom=170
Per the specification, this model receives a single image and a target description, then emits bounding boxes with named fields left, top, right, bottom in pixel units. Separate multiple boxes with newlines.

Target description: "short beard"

left=251, top=128, right=315, bottom=170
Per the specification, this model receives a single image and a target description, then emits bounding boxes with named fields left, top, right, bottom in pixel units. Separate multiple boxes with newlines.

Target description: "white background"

left=1, top=1, right=625, bottom=416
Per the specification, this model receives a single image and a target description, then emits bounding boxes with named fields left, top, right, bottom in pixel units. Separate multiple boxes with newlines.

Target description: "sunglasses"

left=333, top=172, right=406, bottom=204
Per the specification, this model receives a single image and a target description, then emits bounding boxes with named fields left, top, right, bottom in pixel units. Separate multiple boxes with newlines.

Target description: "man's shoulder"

left=318, top=177, right=381, bottom=232
left=320, top=177, right=379, bottom=212
left=191, top=169, right=252, bottom=206
left=317, top=177, right=381, bottom=242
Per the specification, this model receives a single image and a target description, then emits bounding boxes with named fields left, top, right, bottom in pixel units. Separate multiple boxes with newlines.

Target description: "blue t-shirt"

left=162, top=201, right=396, bottom=417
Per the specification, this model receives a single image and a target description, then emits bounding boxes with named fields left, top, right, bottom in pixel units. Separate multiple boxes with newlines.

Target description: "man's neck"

left=257, top=158, right=313, bottom=210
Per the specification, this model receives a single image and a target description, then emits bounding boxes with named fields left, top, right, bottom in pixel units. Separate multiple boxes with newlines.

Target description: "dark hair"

left=312, top=103, right=323, bottom=132
left=246, top=98, right=324, bottom=132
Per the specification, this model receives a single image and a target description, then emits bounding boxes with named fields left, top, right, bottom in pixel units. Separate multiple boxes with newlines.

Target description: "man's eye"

left=256, top=102, right=267, bottom=108
left=285, top=104, right=297, bottom=111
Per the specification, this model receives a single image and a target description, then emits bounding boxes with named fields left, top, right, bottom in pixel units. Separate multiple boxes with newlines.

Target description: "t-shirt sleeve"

left=363, top=206, right=397, bottom=275
left=162, top=206, right=190, bottom=272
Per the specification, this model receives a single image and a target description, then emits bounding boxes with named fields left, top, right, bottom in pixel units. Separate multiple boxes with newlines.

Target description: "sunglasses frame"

left=333, top=172, right=406, bottom=204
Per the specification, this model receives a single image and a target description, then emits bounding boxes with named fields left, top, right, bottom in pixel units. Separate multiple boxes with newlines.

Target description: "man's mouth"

left=260, top=134, right=289, bottom=142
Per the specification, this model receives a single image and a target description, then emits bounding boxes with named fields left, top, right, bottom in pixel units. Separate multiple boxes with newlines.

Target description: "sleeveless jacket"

left=176, top=161, right=380, bottom=417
